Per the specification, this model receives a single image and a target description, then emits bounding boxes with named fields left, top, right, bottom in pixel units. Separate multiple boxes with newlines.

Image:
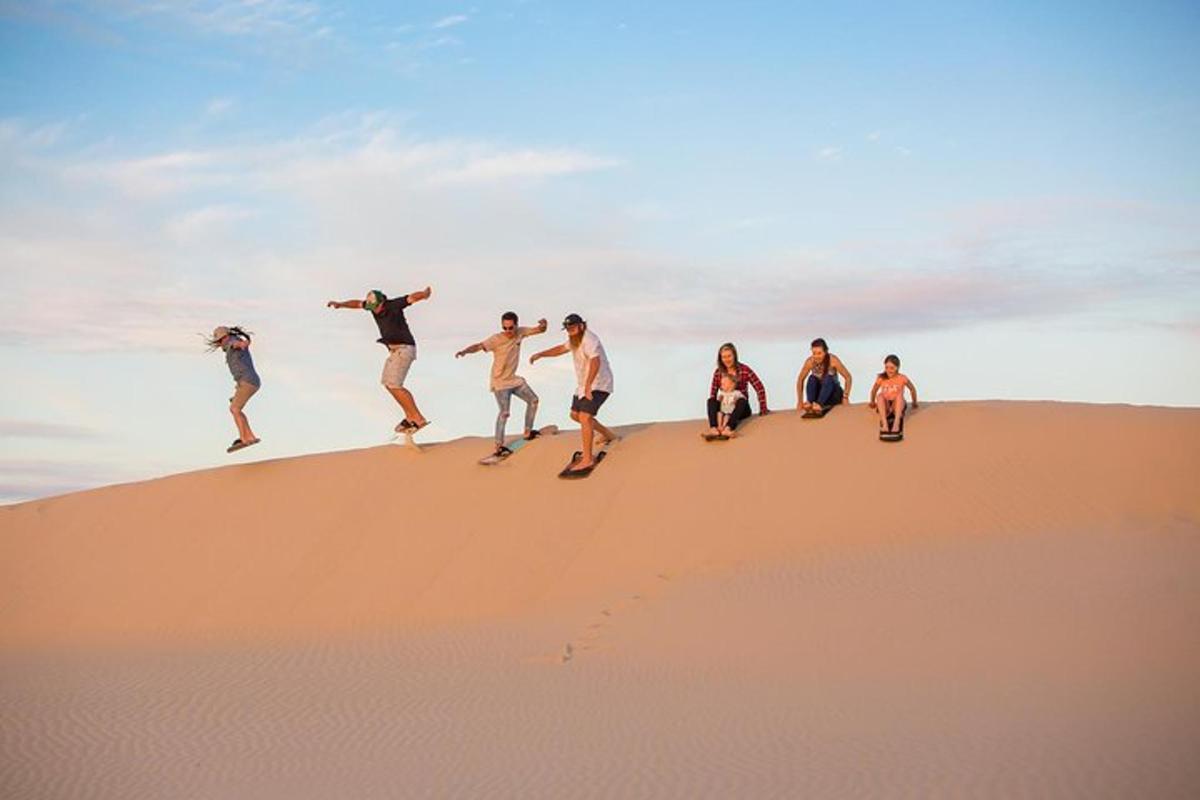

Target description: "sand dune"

left=2, top=401, right=1199, bottom=798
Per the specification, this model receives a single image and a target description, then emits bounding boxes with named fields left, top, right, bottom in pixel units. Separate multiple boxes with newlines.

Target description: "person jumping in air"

left=456, top=312, right=549, bottom=459
left=207, top=325, right=261, bottom=453
left=868, top=354, right=918, bottom=434
left=327, top=287, right=432, bottom=434
left=714, top=373, right=746, bottom=437
left=795, top=337, right=853, bottom=414
left=529, top=313, right=615, bottom=474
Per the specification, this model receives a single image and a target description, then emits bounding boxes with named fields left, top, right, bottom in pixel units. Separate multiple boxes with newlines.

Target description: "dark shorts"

left=571, top=390, right=610, bottom=416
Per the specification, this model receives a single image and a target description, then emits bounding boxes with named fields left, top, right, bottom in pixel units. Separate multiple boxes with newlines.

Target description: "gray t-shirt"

left=223, top=338, right=261, bottom=386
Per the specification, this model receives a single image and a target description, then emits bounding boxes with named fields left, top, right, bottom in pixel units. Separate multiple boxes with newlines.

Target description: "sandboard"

left=702, top=432, right=729, bottom=442
left=479, top=425, right=559, bottom=465
left=802, top=404, right=836, bottom=419
left=391, top=421, right=429, bottom=452
left=880, top=413, right=905, bottom=442
left=558, top=448, right=608, bottom=479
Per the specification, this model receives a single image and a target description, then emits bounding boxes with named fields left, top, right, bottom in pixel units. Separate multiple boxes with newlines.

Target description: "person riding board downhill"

left=529, top=314, right=616, bottom=474
left=327, top=287, right=432, bottom=434
left=456, top=312, right=549, bottom=459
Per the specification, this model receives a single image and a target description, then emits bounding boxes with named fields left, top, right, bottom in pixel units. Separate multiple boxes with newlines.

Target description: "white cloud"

left=866, top=131, right=881, bottom=141
left=432, top=14, right=469, bottom=29
left=165, top=204, right=256, bottom=242
left=132, top=0, right=326, bottom=39
left=816, top=146, right=842, bottom=161
left=430, top=149, right=621, bottom=184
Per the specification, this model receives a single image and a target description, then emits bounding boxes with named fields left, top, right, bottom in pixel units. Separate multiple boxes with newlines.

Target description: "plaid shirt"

left=710, top=364, right=768, bottom=413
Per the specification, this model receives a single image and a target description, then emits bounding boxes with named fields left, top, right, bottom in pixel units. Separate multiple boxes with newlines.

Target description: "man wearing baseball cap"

left=327, top=286, right=433, bottom=434
left=529, top=313, right=616, bottom=473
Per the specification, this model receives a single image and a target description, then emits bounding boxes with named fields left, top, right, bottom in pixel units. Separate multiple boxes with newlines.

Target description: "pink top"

left=875, top=374, right=908, bottom=399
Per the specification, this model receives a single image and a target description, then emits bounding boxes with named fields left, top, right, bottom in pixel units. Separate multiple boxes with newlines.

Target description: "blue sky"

left=1, top=0, right=1198, bottom=502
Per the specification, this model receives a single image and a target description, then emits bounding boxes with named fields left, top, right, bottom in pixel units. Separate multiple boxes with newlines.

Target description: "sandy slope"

left=2, top=401, right=1199, bottom=798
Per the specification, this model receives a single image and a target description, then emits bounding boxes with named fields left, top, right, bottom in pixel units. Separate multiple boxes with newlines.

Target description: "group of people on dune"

left=208, top=285, right=917, bottom=474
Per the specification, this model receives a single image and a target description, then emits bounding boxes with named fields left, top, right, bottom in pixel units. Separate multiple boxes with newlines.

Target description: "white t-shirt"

left=571, top=330, right=614, bottom=396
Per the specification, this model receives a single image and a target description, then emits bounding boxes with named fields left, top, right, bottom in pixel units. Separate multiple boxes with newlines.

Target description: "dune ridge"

left=2, top=400, right=1198, bottom=649
left=2, top=401, right=1199, bottom=798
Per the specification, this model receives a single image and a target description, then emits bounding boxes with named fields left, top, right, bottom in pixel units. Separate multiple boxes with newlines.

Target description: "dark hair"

left=811, top=337, right=830, bottom=376
left=879, top=354, right=900, bottom=379
left=501, top=311, right=519, bottom=325
left=205, top=326, right=252, bottom=351
left=716, top=342, right=740, bottom=374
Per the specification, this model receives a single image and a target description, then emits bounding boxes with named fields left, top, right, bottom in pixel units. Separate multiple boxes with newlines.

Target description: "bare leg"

left=891, top=395, right=906, bottom=432
left=875, top=395, right=889, bottom=430
left=387, top=387, right=426, bottom=426
left=591, top=418, right=617, bottom=445
left=230, top=405, right=257, bottom=443
left=575, top=411, right=596, bottom=468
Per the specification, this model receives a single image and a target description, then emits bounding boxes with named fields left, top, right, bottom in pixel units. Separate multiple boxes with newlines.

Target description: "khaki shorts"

left=229, top=381, right=259, bottom=411
left=381, top=344, right=416, bottom=388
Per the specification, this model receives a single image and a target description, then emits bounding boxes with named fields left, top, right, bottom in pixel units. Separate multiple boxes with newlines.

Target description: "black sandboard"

left=558, top=449, right=608, bottom=479
left=879, top=413, right=905, bottom=442
left=702, top=432, right=729, bottom=442
left=802, top=404, right=836, bottom=419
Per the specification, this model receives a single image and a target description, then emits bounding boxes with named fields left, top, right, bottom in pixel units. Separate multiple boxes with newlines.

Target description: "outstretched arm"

left=529, top=343, right=570, bottom=364
left=455, top=342, right=485, bottom=358
left=407, top=286, right=433, bottom=304
left=327, top=299, right=364, bottom=309
left=522, top=318, right=549, bottom=337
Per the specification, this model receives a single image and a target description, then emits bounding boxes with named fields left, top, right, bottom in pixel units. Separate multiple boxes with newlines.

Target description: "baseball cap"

left=211, top=326, right=230, bottom=341
left=561, top=313, right=585, bottom=328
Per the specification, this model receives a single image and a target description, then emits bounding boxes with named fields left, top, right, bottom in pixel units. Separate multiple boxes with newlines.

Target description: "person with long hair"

left=455, top=311, right=549, bottom=459
left=795, top=337, right=852, bottom=414
left=327, top=286, right=433, bottom=435
left=868, top=354, right=918, bottom=435
left=529, top=313, right=616, bottom=473
left=206, top=325, right=261, bottom=453
left=706, top=342, right=769, bottom=436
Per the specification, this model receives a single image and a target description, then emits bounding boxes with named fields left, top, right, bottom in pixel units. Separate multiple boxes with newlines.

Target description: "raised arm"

left=455, top=342, right=485, bottom=359
left=795, top=357, right=813, bottom=408
left=407, top=286, right=433, bottom=304
left=521, top=318, right=549, bottom=337
left=327, top=299, right=364, bottom=309
left=529, top=343, right=570, bottom=364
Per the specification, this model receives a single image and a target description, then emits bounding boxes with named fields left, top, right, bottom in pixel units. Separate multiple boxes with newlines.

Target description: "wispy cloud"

left=0, top=420, right=100, bottom=439
left=430, top=149, right=622, bottom=184
left=816, top=146, right=842, bottom=161
left=432, top=14, right=469, bottom=30
left=205, top=96, right=235, bottom=117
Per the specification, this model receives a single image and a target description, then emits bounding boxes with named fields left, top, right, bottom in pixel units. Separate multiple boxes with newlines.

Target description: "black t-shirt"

left=370, top=296, right=415, bottom=345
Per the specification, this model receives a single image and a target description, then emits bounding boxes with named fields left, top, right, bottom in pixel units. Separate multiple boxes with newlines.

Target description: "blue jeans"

left=494, top=382, right=539, bottom=446
left=806, top=373, right=843, bottom=406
